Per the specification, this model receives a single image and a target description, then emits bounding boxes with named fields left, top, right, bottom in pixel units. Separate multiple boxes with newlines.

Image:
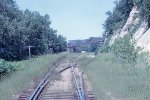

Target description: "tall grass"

left=0, top=53, right=66, bottom=100
left=77, top=53, right=150, bottom=100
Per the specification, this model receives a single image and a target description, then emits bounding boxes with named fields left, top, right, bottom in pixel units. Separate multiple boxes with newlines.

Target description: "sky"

left=16, top=0, right=115, bottom=40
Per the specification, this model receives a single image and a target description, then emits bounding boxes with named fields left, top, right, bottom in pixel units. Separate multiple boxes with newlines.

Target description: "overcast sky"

left=16, top=0, right=115, bottom=40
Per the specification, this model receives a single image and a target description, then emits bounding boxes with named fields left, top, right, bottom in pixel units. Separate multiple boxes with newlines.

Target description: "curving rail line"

left=28, top=61, right=70, bottom=100
left=18, top=57, right=95, bottom=100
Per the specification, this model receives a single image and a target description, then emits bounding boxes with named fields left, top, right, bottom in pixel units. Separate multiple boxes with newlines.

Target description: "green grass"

left=77, top=53, right=150, bottom=100
left=0, top=53, right=66, bottom=100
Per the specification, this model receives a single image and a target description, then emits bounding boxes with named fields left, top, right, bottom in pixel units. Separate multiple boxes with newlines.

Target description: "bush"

left=0, top=59, right=16, bottom=77
left=99, top=45, right=110, bottom=53
left=98, top=36, right=111, bottom=54
left=111, top=35, right=139, bottom=66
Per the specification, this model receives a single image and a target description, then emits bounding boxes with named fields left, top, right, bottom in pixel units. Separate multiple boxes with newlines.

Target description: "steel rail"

left=71, top=62, right=85, bottom=100
left=80, top=71, right=85, bottom=100
left=28, top=61, right=61, bottom=100
left=28, top=57, right=86, bottom=100
left=32, top=66, right=71, bottom=100
left=32, top=75, right=55, bottom=100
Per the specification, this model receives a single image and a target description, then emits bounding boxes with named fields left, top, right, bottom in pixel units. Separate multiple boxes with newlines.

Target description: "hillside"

left=109, top=6, right=150, bottom=51
left=104, top=0, right=150, bottom=51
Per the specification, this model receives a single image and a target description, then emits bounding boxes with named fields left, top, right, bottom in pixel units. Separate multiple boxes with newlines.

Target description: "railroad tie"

left=38, top=90, right=76, bottom=100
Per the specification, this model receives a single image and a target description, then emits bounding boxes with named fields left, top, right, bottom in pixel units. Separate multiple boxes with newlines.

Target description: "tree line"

left=103, top=0, right=150, bottom=37
left=104, top=0, right=134, bottom=36
left=0, top=0, right=67, bottom=61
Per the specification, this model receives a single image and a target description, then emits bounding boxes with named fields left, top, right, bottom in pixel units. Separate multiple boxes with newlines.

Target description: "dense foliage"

left=111, top=35, right=139, bottom=66
left=104, top=0, right=134, bottom=35
left=0, top=0, right=67, bottom=61
left=0, top=59, right=16, bottom=78
left=104, top=0, right=150, bottom=36
left=133, top=0, right=150, bottom=26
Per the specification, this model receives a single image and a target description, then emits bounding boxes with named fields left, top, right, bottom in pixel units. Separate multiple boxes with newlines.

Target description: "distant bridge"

left=67, top=39, right=104, bottom=53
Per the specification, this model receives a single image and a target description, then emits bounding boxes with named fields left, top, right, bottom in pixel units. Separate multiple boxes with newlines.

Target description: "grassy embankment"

left=0, top=53, right=66, bottom=100
left=77, top=53, right=150, bottom=100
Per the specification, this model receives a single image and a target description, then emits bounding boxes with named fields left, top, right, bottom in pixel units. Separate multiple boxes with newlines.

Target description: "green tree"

left=134, top=0, right=150, bottom=27
left=111, top=35, right=138, bottom=66
left=104, top=0, right=134, bottom=35
left=0, top=0, right=67, bottom=61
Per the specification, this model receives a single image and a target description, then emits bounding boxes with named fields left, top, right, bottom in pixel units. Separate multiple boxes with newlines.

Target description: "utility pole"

left=25, top=46, right=34, bottom=59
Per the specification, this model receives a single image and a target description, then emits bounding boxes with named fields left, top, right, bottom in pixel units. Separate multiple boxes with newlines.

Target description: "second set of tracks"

left=18, top=58, right=96, bottom=100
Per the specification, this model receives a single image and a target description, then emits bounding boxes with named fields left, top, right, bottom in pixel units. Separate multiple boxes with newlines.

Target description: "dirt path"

left=45, top=68, right=73, bottom=92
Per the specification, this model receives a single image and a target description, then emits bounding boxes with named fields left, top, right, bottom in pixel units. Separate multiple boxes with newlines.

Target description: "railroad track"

left=70, top=59, right=96, bottom=100
left=18, top=58, right=96, bottom=100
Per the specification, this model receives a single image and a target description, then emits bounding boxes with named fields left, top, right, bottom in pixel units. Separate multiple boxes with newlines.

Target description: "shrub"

left=99, top=45, right=110, bottom=53
left=111, top=35, right=139, bottom=67
left=0, top=59, right=16, bottom=77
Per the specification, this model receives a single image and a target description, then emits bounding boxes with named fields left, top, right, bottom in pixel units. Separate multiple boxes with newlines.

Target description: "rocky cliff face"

left=110, top=6, right=150, bottom=51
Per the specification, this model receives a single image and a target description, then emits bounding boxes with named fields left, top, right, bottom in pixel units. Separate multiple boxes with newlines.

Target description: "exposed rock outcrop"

left=110, top=6, right=150, bottom=51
